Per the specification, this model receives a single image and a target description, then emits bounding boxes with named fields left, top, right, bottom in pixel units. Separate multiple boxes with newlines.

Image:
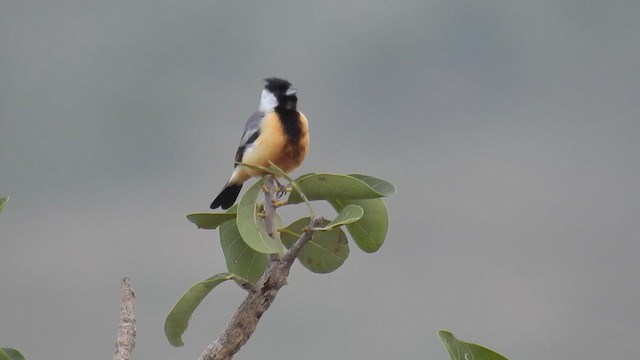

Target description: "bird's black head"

left=264, top=77, right=297, bottom=110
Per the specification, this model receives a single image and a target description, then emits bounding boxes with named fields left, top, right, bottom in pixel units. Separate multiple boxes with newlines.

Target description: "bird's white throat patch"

left=259, top=89, right=278, bottom=113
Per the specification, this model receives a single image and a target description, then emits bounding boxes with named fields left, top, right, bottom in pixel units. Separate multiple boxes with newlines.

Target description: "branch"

left=199, top=177, right=322, bottom=360
left=262, top=176, right=278, bottom=239
left=114, top=276, right=136, bottom=360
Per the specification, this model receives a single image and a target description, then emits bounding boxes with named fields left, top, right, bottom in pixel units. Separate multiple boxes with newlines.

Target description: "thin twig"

left=262, top=176, right=278, bottom=239
left=198, top=177, right=322, bottom=360
left=114, top=276, right=136, bottom=360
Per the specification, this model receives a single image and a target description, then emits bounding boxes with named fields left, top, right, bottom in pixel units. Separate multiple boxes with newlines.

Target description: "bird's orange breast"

left=240, top=112, right=308, bottom=178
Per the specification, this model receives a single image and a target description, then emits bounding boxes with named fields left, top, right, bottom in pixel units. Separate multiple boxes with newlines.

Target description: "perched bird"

left=210, top=78, right=309, bottom=210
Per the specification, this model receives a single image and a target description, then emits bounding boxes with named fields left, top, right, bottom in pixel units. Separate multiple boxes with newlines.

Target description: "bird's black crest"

left=264, top=78, right=292, bottom=94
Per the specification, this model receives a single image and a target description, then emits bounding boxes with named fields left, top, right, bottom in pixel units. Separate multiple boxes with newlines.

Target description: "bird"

left=210, top=78, right=309, bottom=210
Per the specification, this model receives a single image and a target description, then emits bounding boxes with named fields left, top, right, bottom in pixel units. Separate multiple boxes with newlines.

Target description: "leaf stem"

left=266, top=161, right=315, bottom=218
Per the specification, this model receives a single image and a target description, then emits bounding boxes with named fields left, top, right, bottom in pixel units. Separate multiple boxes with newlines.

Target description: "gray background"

left=1, top=1, right=639, bottom=359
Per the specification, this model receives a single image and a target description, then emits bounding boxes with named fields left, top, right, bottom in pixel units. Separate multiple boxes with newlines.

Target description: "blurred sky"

left=1, top=1, right=639, bottom=359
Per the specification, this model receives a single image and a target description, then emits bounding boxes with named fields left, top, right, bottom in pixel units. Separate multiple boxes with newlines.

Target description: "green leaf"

left=0, top=348, right=26, bottom=360
left=314, top=204, right=363, bottom=231
left=330, top=198, right=388, bottom=253
left=219, top=219, right=268, bottom=285
left=0, top=197, right=9, bottom=214
left=347, top=174, right=395, bottom=196
left=186, top=213, right=236, bottom=229
left=165, top=273, right=234, bottom=347
left=438, top=330, right=509, bottom=360
left=287, top=173, right=391, bottom=204
left=236, top=178, right=284, bottom=254
left=281, top=217, right=350, bottom=273
left=235, top=162, right=272, bottom=175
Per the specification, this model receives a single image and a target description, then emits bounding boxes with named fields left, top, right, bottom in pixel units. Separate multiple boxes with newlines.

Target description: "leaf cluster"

left=162, top=171, right=509, bottom=359
left=165, top=169, right=394, bottom=347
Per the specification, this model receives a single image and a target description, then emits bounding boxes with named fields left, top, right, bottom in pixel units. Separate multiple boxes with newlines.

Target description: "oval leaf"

left=287, top=173, right=389, bottom=204
left=315, top=204, right=363, bottom=231
left=330, top=198, right=388, bottom=253
left=0, top=348, right=26, bottom=360
left=187, top=213, right=236, bottom=229
left=438, top=330, right=509, bottom=360
left=164, top=273, right=233, bottom=347
left=236, top=178, right=283, bottom=254
left=281, top=217, right=350, bottom=273
left=347, top=174, right=395, bottom=196
left=0, top=197, right=8, bottom=214
left=219, top=219, right=268, bottom=285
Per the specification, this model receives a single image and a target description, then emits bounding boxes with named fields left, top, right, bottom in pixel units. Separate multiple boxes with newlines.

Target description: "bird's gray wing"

left=234, top=111, right=264, bottom=165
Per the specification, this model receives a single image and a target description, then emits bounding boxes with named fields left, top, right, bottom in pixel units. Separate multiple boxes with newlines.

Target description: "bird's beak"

left=286, top=87, right=297, bottom=96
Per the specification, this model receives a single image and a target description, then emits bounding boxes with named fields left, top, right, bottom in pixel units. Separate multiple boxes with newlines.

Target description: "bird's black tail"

left=210, top=183, right=243, bottom=210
